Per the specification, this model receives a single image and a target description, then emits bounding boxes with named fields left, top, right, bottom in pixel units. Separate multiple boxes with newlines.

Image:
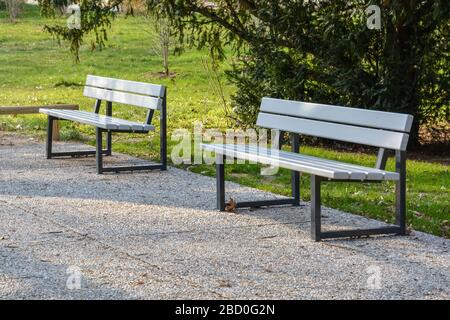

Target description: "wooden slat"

left=54, top=111, right=144, bottom=131
left=54, top=110, right=153, bottom=131
left=261, top=98, right=414, bottom=133
left=39, top=109, right=154, bottom=132
left=203, top=143, right=347, bottom=179
left=202, top=144, right=399, bottom=181
left=52, top=121, right=60, bottom=141
left=41, top=109, right=125, bottom=130
left=86, top=75, right=165, bottom=97
left=44, top=109, right=153, bottom=131
left=0, top=104, right=79, bottom=115
left=223, top=145, right=365, bottom=180
left=242, top=145, right=398, bottom=180
left=257, top=113, right=410, bottom=151
left=83, top=86, right=162, bottom=110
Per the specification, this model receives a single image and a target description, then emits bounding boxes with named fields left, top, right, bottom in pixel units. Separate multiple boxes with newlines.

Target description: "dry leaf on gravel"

left=225, top=198, right=237, bottom=213
left=132, top=279, right=145, bottom=286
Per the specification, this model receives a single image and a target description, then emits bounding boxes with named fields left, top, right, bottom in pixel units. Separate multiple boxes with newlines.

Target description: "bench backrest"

left=83, top=75, right=165, bottom=110
left=257, top=98, right=414, bottom=151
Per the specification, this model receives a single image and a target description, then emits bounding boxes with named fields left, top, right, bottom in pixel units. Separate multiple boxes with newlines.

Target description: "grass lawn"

left=1, top=5, right=449, bottom=238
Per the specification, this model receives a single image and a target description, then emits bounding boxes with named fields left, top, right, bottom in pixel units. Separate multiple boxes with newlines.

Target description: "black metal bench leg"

left=105, top=102, right=112, bottom=156
left=396, top=150, right=407, bottom=235
left=96, top=128, right=103, bottom=175
left=291, top=133, right=301, bottom=206
left=160, top=92, right=168, bottom=171
left=106, top=131, right=112, bottom=156
left=216, top=155, right=226, bottom=211
left=312, top=168, right=407, bottom=240
left=46, top=116, right=54, bottom=159
left=311, top=175, right=322, bottom=241
left=292, top=172, right=300, bottom=206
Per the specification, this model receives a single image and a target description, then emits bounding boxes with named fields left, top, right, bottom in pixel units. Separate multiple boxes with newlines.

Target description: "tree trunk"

left=160, top=20, right=171, bottom=77
left=383, top=11, right=422, bottom=148
left=5, top=0, right=22, bottom=22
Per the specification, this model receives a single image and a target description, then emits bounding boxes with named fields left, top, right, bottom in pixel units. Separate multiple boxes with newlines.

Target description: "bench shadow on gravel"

left=0, top=168, right=431, bottom=244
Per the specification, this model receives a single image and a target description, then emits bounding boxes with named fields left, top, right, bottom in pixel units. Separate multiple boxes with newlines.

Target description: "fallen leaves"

left=217, top=280, right=232, bottom=288
left=406, top=226, right=413, bottom=236
left=131, top=273, right=148, bottom=286
left=225, top=198, right=237, bottom=213
left=133, top=279, right=145, bottom=286
left=441, top=220, right=450, bottom=237
left=413, top=211, right=425, bottom=219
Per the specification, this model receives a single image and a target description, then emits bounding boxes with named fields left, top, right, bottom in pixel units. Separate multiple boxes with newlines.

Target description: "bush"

left=148, top=0, right=450, bottom=147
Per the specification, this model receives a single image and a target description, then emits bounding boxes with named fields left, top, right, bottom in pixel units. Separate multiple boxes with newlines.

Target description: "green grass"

left=1, top=5, right=449, bottom=238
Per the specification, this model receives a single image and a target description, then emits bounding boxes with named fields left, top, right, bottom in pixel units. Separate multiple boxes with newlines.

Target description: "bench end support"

left=395, top=150, right=407, bottom=235
left=46, top=116, right=54, bottom=159
left=310, top=175, right=322, bottom=242
left=96, top=128, right=104, bottom=174
left=160, top=91, right=168, bottom=171
left=216, top=155, right=226, bottom=211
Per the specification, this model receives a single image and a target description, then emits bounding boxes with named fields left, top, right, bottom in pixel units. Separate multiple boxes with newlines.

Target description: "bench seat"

left=40, top=109, right=155, bottom=132
left=202, top=144, right=399, bottom=181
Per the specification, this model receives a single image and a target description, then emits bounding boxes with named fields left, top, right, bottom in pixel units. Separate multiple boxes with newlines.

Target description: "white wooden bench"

left=202, top=98, right=413, bottom=241
left=40, top=75, right=167, bottom=174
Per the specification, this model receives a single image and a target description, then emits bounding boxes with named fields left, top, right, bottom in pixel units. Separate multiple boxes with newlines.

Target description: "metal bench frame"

left=308, top=155, right=406, bottom=241
left=216, top=134, right=301, bottom=211
left=44, top=76, right=167, bottom=174
left=210, top=98, right=411, bottom=241
left=215, top=140, right=407, bottom=242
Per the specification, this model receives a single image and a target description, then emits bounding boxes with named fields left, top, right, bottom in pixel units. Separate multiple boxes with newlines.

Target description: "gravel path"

left=0, top=133, right=449, bottom=299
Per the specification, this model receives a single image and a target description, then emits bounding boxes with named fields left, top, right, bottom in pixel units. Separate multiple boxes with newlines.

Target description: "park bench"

left=202, top=98, right=413, bottom=241
left=0, top=104, right=79, bottom=141
left=40, top=75, right=167, bottom=174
